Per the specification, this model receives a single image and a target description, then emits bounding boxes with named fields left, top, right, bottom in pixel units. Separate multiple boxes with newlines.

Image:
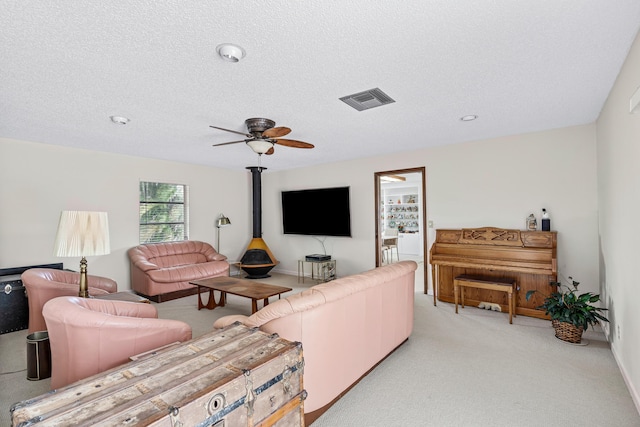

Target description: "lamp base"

left=78, top=257, right=89, bottom=298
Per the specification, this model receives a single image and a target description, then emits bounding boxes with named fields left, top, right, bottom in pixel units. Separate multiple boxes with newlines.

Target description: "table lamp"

left=53, top=211, right=110, bottom=297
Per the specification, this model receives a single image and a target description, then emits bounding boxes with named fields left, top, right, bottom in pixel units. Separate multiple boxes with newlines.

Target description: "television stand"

left=297, top=259, right=337, bottom=284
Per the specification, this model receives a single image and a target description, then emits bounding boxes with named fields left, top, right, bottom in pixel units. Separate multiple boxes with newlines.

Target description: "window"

left=139, top=181, right=189, bottom=243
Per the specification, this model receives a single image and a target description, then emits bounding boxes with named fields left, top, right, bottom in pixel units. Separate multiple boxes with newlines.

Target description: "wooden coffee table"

left=190, top=276, right=292, bottom=313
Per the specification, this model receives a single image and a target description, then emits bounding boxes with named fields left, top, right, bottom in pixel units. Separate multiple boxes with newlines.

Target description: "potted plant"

left=525, top=276, right=608, bottom=344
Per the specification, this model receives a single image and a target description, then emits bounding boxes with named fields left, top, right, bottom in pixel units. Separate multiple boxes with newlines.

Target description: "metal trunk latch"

left=243, top=370, right=256, bottom=416
left=168, top=406, right=183, bottom=427
left=281, top=366, right=293, bottom=396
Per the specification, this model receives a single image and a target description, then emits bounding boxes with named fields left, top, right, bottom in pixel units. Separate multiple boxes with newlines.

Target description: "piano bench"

left=453, top=275, right=517, bottom=324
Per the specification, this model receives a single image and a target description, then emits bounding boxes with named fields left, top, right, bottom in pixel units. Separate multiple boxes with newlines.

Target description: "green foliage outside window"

left=139, top=181, right=188, bottom=243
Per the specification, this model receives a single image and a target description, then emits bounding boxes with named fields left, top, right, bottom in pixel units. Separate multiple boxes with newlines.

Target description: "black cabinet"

left=0, top=263, right=63, bottom=334
left=0, top=274, right=28, bottom=334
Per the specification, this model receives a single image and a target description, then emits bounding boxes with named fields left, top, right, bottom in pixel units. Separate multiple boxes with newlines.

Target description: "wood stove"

left=240, top=166, right=278, bottom=278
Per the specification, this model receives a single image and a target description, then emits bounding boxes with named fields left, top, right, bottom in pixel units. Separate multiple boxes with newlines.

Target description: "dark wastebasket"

left=26, top=331, right=51, bottom=380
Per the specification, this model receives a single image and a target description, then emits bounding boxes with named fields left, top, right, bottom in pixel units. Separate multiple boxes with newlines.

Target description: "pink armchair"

left=21, top=268, right=117, bottom=333
left=43, top=296, right=192, bottom=390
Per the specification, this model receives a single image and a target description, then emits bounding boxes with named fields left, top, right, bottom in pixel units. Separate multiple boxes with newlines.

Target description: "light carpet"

left=1, top=271, right=638, bottom=426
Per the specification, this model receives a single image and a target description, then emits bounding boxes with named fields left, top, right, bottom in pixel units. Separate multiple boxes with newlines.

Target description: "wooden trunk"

left=11, top=324, right=306, bottom=426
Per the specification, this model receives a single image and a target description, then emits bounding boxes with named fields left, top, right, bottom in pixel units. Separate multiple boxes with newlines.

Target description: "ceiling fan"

left=210, top=118, right=314, bottom=155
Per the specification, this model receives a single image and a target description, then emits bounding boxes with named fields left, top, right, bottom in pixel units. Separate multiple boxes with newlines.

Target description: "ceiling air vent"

left=339, top=88, right=395, bottom=111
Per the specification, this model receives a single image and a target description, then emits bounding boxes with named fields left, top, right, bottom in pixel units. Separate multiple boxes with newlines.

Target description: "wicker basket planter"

left=552, top=319, right=584, bottom=344
left=527, top=276, right=608, bottom=345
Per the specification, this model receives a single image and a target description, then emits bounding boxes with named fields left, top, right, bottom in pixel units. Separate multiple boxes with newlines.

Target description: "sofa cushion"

left=145, top=261, right=229, bottom=283
left=247, top=288, right=325, bottom=327
left=150, top=252, right=210, bottom=268
left=129, top=241, right=226, bottom=270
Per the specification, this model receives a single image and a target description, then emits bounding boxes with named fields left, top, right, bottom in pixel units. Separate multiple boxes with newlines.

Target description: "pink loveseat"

left=213, top=260, right=417, bottom=423
left=128, top=241, right=229, bottom=302
left=43, top=296, right=192, bottom=390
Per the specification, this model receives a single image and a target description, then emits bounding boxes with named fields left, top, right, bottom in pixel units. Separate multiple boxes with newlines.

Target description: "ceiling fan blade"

left=209, top=125, right=252, bottom=138
left=212, top=139, right=248, bottom=147
left=265, top=147, right=275, bottom=155
left=274, top=138, right=314, bottom=149
left=262, top=126, right=291, bottom=138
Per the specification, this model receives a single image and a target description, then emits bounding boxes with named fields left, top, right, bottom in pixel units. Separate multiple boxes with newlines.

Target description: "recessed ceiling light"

left=460, top=115, right=478, bottom=122
left=110, top=116, right=130, bottom=125
left=216, top=43, right=246, bottom=62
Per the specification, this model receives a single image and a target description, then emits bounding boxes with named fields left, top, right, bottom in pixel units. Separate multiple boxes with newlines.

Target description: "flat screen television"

left=281, top=186, right=352, bottom=237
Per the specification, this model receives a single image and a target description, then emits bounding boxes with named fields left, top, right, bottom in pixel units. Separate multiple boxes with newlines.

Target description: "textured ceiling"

left=2, top=1, right=640, bottom=171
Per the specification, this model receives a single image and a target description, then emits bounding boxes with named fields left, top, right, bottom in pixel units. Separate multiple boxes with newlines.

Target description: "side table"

left=228, top=261, right=243, bottom=277
left=298, top=259, right=337, bottom=283
left=94, top=291, right=150, bottom=304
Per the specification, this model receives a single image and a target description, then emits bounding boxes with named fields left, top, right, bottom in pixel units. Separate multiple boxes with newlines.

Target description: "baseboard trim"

left=611, top=344, right=640, bottom=416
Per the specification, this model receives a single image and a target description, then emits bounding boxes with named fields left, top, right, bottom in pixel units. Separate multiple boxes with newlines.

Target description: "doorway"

left=374, top=167, right=428, bottom=294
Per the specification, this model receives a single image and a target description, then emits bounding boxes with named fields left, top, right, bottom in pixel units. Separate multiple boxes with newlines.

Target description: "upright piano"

left=430, top=227, right=557, bottom=319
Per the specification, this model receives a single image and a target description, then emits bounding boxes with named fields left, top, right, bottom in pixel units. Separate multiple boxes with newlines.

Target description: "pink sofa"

left=128, top=240, right=229, bottom=302
left=43, top=296, right=192, bottom=390
left=22, top=268, right=118, bottom=333
left=213, top=260, right=417, bottom=423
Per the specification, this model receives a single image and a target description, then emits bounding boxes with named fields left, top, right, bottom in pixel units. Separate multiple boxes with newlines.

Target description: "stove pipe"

left=249, top=166, right=264, bottom=238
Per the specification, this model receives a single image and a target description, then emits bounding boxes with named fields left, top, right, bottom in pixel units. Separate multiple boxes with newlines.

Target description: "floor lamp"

left=53, top=211, right=110, bottom=298
left=216, top=214, right=231, bottom=253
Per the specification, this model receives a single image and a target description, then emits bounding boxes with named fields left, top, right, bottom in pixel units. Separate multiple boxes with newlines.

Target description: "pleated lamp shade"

left=54, top=211, right=111, bottom=257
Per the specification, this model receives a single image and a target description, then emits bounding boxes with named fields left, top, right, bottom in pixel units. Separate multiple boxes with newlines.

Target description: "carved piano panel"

left=430, top=227, right=557, bottom=319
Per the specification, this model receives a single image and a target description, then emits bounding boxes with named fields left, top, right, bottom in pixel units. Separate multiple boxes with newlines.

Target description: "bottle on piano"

left=526, top=214, right=537, bottom=231
left=541, top=208, right=550, bottom=231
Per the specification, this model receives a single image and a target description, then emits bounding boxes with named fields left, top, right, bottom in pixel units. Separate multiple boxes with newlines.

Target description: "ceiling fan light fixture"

left=210, top=118, right=314, bottom=154
left=247, top=139, right=273, bottom=154
left=216, top=43, right=246, bottom=62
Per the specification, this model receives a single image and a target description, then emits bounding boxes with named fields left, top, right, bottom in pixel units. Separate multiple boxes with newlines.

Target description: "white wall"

left=1, top=126, right=601, bottom=295
left=2, top=123, right=599, bottom=293
left=596, top=28, right=640, bottom=410
left=426, top=125, right=599, bottom=288
left=264, top=124, right=599, bottom=294
left=0, top=138, right=251, bottom=287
